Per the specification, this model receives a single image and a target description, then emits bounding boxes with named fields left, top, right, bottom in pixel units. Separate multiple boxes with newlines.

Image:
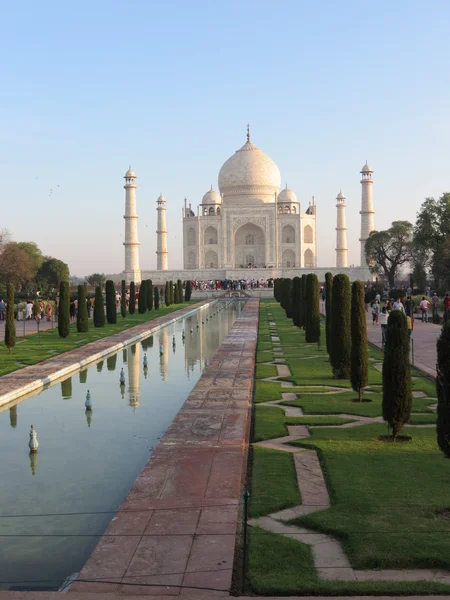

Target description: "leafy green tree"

left=147, top=279, right=153, bottom=311
left=154, top=286, right=160, bottom=310
left=365, top=221, right=413, bottom=288
left=17, top=241, right=43, bottom=285
left=105, top=280, right=117, bottom=324
left=33, top=299, right=41, bottom=319
left=350, top=281, right=368, bottom=401
left=129, top=282, right=136, bottom=314
left=4, top=283, right=16, bottom=353
left=58, top=281, right=70, bottom=338
left=93, top=286, right=105, bottom=327
left=330, top=274, right=351, bottom=378
left=138, top=280, right=147, bottom=314
left=121, top=280, right=127, bottom=318
left=305, top=274, right=320, bottom=343
left=0, top=242, right=33, bottom=289
left=37, top=257, right=69, bottom=292
left=164, top=282, right=170, bottom=306
left=436, top=323, right=450, bottom=457
left=76, top=285, right=89, bottom=332
left=382, top=310, right=412, bottom=438
left=185, top=280, right=192, bottom=301
left=325, top=272, right=333, bottom=354
left=86, top=273, right=106, bottom=288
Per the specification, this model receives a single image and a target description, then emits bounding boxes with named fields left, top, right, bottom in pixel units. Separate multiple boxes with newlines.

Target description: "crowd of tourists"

left=191, top=278, right=273, bottom=291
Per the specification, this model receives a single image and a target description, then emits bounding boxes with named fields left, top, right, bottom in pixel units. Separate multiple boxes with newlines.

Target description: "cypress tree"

left=292, top=277, right=301, bottom=327
left=330, top=274, right=351, bottom=378
left=58, top=280, right=70, bottom=338
left=174, top=280, right=180, bottom=304
left=437, top=323, right=450, bottom=457
left=147, top=279, right=153, bottom=311
left=170, top=280, right=174, bottom=305
left=93, top=286, right=105, bottom=327
left=76, top=284, right=89, bottom=332
left=177, top=279, right=183, bottom=303
left=300, top=274, right=307, bottom=328
left=274, top=278, right=280, bottom=302
left=105, top=280, right=117, bottom=324
left=154, top=286, right=160, bottom=310
left=121, top=280, right=127, bottom=318
left=4, top=283, right=16, bottom=353
left=325, top=272, right=333, bottom=355
left=185, top=280, right=192, bottom=301
left=382, top=310, right=412, bottom=439
left=164, top=282, right=170, bottom=306
left=129, top=281, right=136, bottom=314
left=289, top=278, right=296, bottom=323
left=350, top=281, right=368, bottom=401
left=305, top=274, right=320, bottom=343
left=138, top=280, right=147, bottom=314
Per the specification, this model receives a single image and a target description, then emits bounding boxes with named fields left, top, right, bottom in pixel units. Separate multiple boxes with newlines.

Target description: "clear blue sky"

left=1, top=0, right=449, bottom=276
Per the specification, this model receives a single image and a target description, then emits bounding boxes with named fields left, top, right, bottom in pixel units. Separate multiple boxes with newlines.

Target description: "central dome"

left=218, top=139, right=281, bottom=203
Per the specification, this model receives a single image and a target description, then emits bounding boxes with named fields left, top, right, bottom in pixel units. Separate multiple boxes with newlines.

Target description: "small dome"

left=277, top=184, right=297, bottom=203
left=336, top=190, right=345, bottom=200
left=125, top=168, right=136, bottom=178
left=202, top=185, right=221, bottom=204
left=361, top=161, right=373, bottom=173
left=157, top=193, right=166, bottom=203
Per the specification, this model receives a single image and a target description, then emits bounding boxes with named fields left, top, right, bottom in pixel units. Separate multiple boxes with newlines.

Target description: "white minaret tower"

left=123, top=167, right=141, bottom=284
left=335, top=191, right=348, bottom=268
left=359, top=161, right=375, bottom=266
left=156, top=193, right=168, bottom=271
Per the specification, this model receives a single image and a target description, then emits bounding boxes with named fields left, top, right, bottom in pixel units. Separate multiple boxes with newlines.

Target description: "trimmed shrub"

left=305, top=273, right=320, bottom=343
left=177, top=279, right=183, bottom=303
left=170, top=280, right=174, bottom=305
left=164, top=282, right=170, bottom=306
left=325, top=271, right=333, bottom=354
left=147, top=280, right=153, bottom=311
left=58, top=280, right=70, bottom=338
left=292, top=276, right=301, bottom=327
left=350, top=281, right=368, bottom=401
left=174, top=280, right=180, bottom=304
left=437, top=322, right=450, bottom=456
left=154, top=286, right=160, bottom=310
left=274, top=278, right=280, bottom=303
left=76, top=285, right=89, bottom=332
left=382, top=310, right=412, bottom=438
left=93, top=286, right=105, bottom=327
left=330, top=274, right=351, bottom=378
left=121, top=280, right=127, bottom=318
left=105, top=280, right=117, bottom=324
left=138, top=280, right=147, bottom=314
left=280, top=278, right=292, bottom=318
left=4, top=283, right=16, bottom=353
left=301, top=274, right=307, bottom=328
left=129, top=282, right=136, bottom=314
left=185, top=280, right=192, bottom=301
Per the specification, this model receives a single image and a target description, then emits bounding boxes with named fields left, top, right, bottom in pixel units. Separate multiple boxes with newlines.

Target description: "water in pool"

left=0, top=301, right=242, bottom=590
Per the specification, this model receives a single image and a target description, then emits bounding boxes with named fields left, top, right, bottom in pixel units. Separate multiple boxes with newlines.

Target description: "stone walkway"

left=251, top=319, right=450, bottom=585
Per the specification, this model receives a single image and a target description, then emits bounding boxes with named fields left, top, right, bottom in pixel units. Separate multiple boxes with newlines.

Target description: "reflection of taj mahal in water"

left=121, top=127, right=374, bottom=284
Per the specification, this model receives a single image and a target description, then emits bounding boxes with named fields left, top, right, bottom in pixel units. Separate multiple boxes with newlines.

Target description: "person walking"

left=0, top=298, right=5, bottom=322
left=419, top=296, right=430, bottom=323
left=379, top=306, right=389, bottom=349
left=393, top=297, right=406, bottom=313
left=371, top=299, right=380, bottom=326
left=432, top=292, right=439, bottom=322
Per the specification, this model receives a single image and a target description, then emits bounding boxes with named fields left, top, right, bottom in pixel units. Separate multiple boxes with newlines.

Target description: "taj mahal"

left=120, top=128, right=374, bottom=284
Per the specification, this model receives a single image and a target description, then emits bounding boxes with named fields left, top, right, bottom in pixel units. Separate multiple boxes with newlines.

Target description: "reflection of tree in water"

left=122, top=349, right=127, bottom=363
left=79, top=369, right=87, bottom=384
left=107, top=354, right=117, bottom=371
left=131, top=344, right=136, bottom=355
left=61, top=377, right=72, bottom=399
left=97, top=360, right=104, bottom=373
left=9, top=405, right=17, bottom=428
left=141, top=335, right=153, bottom=351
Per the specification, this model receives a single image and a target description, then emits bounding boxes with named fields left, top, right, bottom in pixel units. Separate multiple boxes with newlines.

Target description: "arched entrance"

left=282, top=249, right=295, bottom=267
left=234, top=223, right=265, bottom=267
left=205, top=250, right=218, bottom=268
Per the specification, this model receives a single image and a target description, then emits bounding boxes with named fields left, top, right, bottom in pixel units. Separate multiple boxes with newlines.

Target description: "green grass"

left=291, top=424, right=450, bottom=570
left=249, top=446, right=300, bottom=518
left=0, top=303, right=193, bottom=377
left=255, top=363, right=278, bottom=379
left=256, top=350, right=275, bottom=363
left=409, top=413, right=437, bottom=424
left=413, top=376, right=437, bottom=398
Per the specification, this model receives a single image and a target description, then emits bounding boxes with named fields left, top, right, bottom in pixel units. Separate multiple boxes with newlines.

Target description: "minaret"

left=123, top=167, right=141, bottom=283
left=156, top=194, right=168, bottom=271
left=335, top=191, right=348, bottom=268
left=359, top=162, right=375, bottom=266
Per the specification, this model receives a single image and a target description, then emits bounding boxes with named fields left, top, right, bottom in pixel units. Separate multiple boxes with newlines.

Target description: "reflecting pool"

left=0, top=300, right=243, bottom=591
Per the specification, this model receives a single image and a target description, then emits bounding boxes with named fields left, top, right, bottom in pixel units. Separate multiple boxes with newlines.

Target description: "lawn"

left=0, top=302, right=194, bottom=377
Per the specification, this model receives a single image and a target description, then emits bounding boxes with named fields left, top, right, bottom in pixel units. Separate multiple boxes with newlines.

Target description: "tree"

left=330, top=274, right=351, bottom=378
left=129, top=281, right=136, bottom=314
left=105, top=280, right=117, bottom=324
left=37, top=257, right=70, bottom=292
left=170, top=280, right=174, bottom=305
left=292, top=277, right=301, bottom=327
left=301, top=275, right=307, bottom=328
left=165, top=282, right=170, bottom=306
left=437, top=323, right=450, bottom=457
left=304, top=274, right=320, bottom=343
left=350, top=281, right=368, bottom=401
left=154, top=286, right=160, bottom=310
left=147, top=280, right=153, bottom=311
left=58, top=281, right=70, bottom=338
left=325, top=272, right=333, bottom=355
left=185, top=280, right=192, bottom=301
left=138, top=280, right=147, bottom=314
left=177, top=280, right=183, bottom=303
left=93, top=286, right=105, bottom=327
left=174, top=280, right=180, bottom=304
left=274, top=278, right=280, bottom=302
left=17, top=242, right=43, bottom=284
left=77, top=285, right=89, bottom=332
left=382, top=310, right=412, bottom=438
left=0, top=243, right=33, bottom=288
left=365, top=221, right=413, bottom=288
left=86, top=273, right=106, bottom=288
left=4, top=283, right=16, bottom=353
left=121, top=280, right=127, bottom=318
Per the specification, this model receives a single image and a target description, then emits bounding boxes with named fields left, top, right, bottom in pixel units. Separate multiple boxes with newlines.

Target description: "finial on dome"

left=285, top=183, right=288, bottom=190
left=247, top=123, right=250, bottom=142
left=210, top=184, right=213, bottom=190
